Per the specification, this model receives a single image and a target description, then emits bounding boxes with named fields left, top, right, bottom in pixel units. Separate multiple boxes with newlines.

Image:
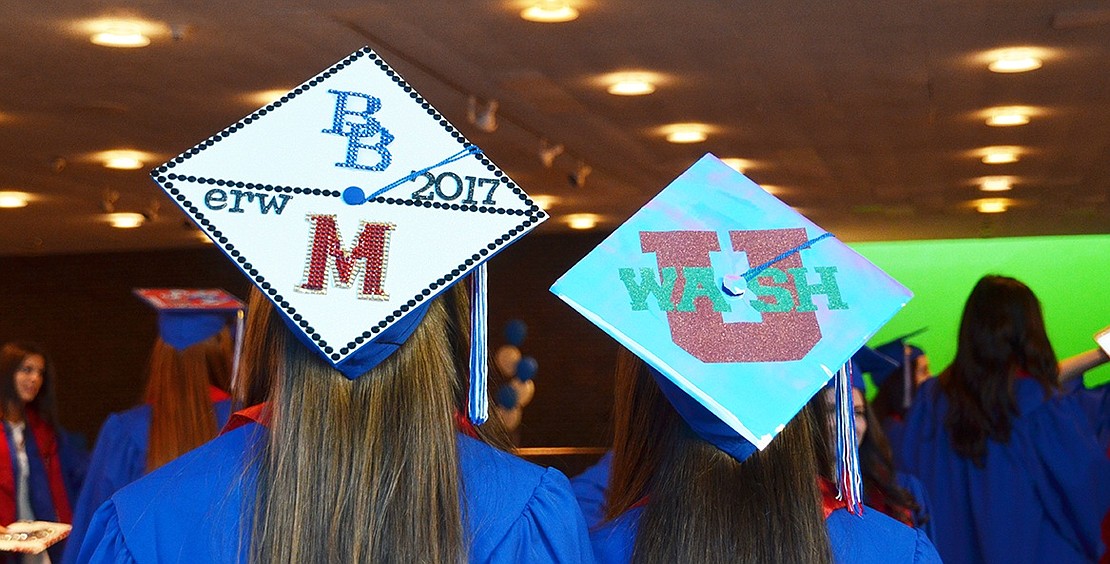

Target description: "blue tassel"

left=834, top=362, right=864, bottom=515
left=468, top=263, right=489, bottom=425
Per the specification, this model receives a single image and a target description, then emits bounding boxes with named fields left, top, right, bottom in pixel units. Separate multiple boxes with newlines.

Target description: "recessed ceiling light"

left=987, top=48, right=1043, bottom=73
left=0, top=191, right=31, bottom=209
left=91, top=30, right=150, bottom=47
left=719, top=158, right=754, bottom=173
left=986, top=113, right=1029, bottom=127
left=975, top=198, right=1012, bottom=213
left=978, top=146, right=1022, bottom=164
left=94, top=150, right=152, bottom=170
left=982, top=106, right=1038, bottom=127
left=520, top=2, right=579, bottom=22
left=108, top=212, right=145, bottom=228
left=758, top=184, right=782, bottom=195
left=661, top=123, right=711, bottom=144
left=81, top=18, right=165, bottom=48
left=978, top=176, right=1015, bottom=192
left=607, top=74, right=656, bottom=96
left=246, top=89, right=292, bottom=106
left=565, top=213, right=600, bottom=230
left=530, top=194, right=560, bottom=210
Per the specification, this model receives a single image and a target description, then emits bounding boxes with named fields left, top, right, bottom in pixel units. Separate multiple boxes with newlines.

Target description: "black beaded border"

left=159, top=173, right=545, bottom=219
left=149, top=46, right=549, bottom=363
left=150, top=46, right=546, bottom=219
left=156, top=177, right=544, bottom=364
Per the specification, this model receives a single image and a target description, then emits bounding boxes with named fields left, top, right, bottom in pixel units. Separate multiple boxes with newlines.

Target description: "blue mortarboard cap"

left=649, top=366, right=757, bottom=462
left=148, top=47, right=546, bottom=393
left=871, top=328, right=927, bottom=387
left=134, top=289, right=245, bottom=350
left=551, top=154, right=912, bottom=462
left=849, top=346, right=898, bottom=391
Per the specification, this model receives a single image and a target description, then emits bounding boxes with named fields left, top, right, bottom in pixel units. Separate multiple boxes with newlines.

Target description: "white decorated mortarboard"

left=551, top=154, right=911, bottom=510
left=149, top=47, right=546, bottom=423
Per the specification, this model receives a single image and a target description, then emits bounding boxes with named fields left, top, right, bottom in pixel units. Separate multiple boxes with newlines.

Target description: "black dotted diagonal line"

left=161, top=179, right=542, bottom=362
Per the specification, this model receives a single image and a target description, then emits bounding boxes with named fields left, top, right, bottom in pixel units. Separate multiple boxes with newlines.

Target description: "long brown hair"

left=245, top=280, right=507, bottom=563
left=0, top=341, right=59, bottom=427
left=143, top=330, right=231, bottom=472
left=606, top=349, right=832, bottom=564
left=939, top=275, right=1058, bottom=466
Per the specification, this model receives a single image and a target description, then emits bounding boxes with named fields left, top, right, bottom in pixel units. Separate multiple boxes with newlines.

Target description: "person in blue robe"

left=896, top=275, right=1110, bottom=563
left=570, top=451, right=612, bottom=528
left=584, top=350, right=940, bottom=563
left=63, top=396, right=233, bottom=563
left=75, top=285, right=592, bottom=563
left=63, top=289, right=243, bottom=564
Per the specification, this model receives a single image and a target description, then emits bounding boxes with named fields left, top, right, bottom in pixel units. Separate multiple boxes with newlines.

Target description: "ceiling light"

left=0, top=191, right=31, bottom=209
left=530, top=194, right=560, bottom=210
left=975, top=198, right=1011, bottom=213
left=978, top=146, right=1022, bottom=164
left=81, top=18, right=166, bottom=48
left=661, top=123, right=711, bottom=144
left=987, top=48, right=1043, bottom=73
left=978, top=176, right=1014, bottom=192
left=983, top=106, right=1037, bottom=127
left=986, top=113, right=1029, bottom=127
left=758, top=184, right=782, bottom=195
left=520, top=2, right=579, bottom=23
left=720, top=158, right=754, bottom=173
left=93, top=150, right=153, bottom=170
left=565, top=213, right=600, bottom=230
left=607, top=74, right=656, bottom=96
left=108, top=212, right=145, bottom=228
left=245, top=89, right=291, bottom=106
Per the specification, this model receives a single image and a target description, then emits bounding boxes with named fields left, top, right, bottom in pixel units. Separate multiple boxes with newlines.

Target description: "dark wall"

left=0, top=248, right=251, bottom=445
left=0, top=233, right=616, bottom=473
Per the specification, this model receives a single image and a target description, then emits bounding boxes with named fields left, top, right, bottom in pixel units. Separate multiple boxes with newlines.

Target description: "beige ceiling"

left=1, top=1, right=1108, bottom=256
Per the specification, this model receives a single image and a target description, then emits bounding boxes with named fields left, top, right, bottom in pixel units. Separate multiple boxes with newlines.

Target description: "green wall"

left=851, top=235, right=1110, bottom=388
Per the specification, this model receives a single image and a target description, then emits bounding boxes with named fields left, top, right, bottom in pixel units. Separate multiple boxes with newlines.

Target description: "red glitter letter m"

left=641, top=228, right=821, bottom=363
left=296, top=214, right=395, bottom=300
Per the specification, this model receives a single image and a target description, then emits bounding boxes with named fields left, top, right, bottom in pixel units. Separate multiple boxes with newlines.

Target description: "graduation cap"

left=148, top=47, right=546, bottom=424
left=847, top=345, right=900, bottom=391
left=550, top=154, right=911, bottom=510
left=134, top=288, right=245, bottom=350
left=871, top=328, right=927, bottom=409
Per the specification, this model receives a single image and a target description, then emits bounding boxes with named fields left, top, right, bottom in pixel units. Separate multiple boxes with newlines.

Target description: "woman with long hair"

left=591, top=350, right=940, bottom=563
left=63, top=291, right=241, bottom=564
left=0, top=341, right=74, bottom=562
left=75, top=283, right=591, bottom=562
left=897, top=275, right=1110, bottom=563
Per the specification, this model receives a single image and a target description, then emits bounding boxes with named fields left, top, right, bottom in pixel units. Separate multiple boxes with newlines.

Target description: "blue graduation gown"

left=62, top=400, right=233, bottom=564
left=570, top=451, right=613, bottom=528
left=897, top=377, right=1110, bottom=563
left=896, top=471, right=936, bottom=543
left=589, top=504, right=941, bottom=563
left=75, top=422, right=593, bottom=563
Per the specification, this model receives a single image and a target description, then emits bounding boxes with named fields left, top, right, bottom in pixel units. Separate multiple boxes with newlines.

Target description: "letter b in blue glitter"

left=322, top=90, right=394, bottom=172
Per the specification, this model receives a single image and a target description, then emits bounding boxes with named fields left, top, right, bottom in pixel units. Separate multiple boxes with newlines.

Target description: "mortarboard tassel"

left=901, top=345, right=913, bottom=411
left=468, top=263, right=489, bottom=425
left=834, top=362, right=864, bottom=515
left=230, top=310, right=245, bottom=405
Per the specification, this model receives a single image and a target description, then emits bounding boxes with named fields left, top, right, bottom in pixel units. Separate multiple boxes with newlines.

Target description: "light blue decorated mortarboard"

left=134, top=288, right=245, bottom=351
left=551, top=154, right=911, bottom=509
left=148, top=48, right=546, bottom=424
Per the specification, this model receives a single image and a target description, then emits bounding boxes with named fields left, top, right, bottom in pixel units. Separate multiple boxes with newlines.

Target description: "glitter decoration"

left=296, top=214, right=394, bottom=300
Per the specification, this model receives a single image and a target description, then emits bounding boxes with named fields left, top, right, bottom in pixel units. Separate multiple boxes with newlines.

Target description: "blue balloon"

left=505, top=319, right=528, bottom=346
left=496, top=384, right=519, bottom=409
left=516, top=356, right=539, bottom=382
